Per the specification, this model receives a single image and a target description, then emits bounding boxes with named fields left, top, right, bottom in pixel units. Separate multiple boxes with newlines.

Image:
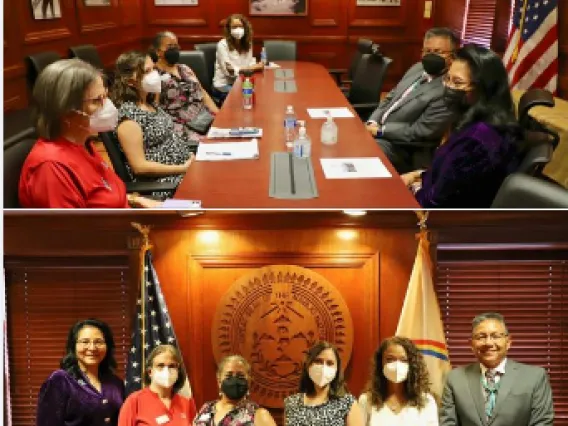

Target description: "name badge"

left=156, top=414, right=170, bottom=424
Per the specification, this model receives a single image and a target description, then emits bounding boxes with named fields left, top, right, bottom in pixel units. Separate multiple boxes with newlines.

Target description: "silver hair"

left=33, top=58, right=100, bottom=139
left=472, top=312, right=509, bottom=334
left=216, top=354, right=251, bottom=379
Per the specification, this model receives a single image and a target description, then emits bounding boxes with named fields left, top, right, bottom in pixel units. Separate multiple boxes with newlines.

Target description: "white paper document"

left=161, top=199, right=202, bottom=209
left=265, top=62, right=281, bottom=69
left=207, top=127, right=263, bottom=139
left=196, top=139, right=259, bottom=161
left=320, top=157, right=392, bottom=179
left=307, top=107, right=355, bottom=119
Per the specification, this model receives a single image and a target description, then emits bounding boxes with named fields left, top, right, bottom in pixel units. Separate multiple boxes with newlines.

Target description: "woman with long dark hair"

left=285, top=341, right=363, bottom=426
left=212, top=14, right=264, bottom=102
left=36, top=319, right=124, bottom=426
left=401, top=44, right=520, bottom=208
left=359, top=337, right=437, bottom=425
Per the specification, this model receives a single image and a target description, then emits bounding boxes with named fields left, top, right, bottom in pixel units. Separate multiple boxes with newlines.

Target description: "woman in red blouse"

left=19, top=59, right=159, bottom=208
left=118, top=345, right=197, bottom=426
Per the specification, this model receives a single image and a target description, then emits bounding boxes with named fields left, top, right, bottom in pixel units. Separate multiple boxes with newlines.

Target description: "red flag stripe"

left=505, top=38, right=524, bottom=72
left=530, top=59, right=558, bottom=90
left=509, top=25, right=558, bottom=87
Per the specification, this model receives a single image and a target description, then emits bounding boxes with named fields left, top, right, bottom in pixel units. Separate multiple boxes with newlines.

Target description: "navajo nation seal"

left=211, top=265, right=354, bottom=407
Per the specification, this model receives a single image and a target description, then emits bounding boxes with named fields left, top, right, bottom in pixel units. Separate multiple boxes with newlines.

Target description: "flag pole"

left=512, top=0, right=529, bottom=63
left=131, top=222, right=152, bottom=389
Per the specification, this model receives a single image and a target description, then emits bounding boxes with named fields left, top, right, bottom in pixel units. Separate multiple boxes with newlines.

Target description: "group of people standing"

left=35, top=312, right=554, bottom=426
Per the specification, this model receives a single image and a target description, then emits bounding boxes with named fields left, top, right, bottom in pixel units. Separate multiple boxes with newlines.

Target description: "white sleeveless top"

left=358, top=392, right=439, bottom=426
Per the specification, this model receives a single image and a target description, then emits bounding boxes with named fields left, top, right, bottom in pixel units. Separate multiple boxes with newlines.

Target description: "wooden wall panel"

left=3, top=0, right=144, bottom=111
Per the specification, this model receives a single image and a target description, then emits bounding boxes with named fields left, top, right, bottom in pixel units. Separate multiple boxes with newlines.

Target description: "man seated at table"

left=366, top=27, right=459, bottom=173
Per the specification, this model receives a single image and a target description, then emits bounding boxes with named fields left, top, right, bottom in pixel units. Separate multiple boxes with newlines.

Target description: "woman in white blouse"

left=212, top=14, right=264, bottom=102
left=359, top=336, right=438, bottom=426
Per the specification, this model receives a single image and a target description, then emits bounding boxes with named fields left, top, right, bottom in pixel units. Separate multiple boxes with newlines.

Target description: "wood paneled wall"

left=3, top=0, right=144, bottom=112
left=4, top=0, right=436, bottom=111
left=3, top=212, right=418, bottom=413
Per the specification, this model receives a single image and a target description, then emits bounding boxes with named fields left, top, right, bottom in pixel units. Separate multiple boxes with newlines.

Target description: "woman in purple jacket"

left=402, top=44, right=520, bottom=208
left=36, top=319, right=124, bottom=426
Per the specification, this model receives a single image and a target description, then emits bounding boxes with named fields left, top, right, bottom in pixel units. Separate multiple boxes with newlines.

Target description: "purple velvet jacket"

left=36, top=369, right=124, bottom=426
left=415, top=121, right=519, bottom=208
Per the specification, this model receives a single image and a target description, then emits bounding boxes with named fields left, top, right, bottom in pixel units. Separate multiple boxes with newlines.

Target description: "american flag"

left=503, top=0, right=558, bottom=94
left=125, top=250, right=192, bottom=398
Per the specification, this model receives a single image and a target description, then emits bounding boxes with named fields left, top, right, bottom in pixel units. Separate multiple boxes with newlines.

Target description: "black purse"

left=187, top=108, right=214, bottom=134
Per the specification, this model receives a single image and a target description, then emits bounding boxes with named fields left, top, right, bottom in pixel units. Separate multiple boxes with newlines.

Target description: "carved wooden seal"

left=212, top=265, right=354, bottom=407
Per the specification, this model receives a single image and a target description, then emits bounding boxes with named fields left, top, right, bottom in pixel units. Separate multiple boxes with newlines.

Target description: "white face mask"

left=308, top=364, right=337, bottom=388
left=142, top=70, right=162, bottom=94
left=231, top=28, right=245, bottom=40
left=151, top=367, right=178, bottom=388
left=383, top=361, right=409, bottom=384
left=75, top=98, right=118, bottom=134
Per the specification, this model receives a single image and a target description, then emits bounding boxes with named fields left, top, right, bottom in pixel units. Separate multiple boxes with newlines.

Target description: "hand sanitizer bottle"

left=320, top=114, right=338, bottom=145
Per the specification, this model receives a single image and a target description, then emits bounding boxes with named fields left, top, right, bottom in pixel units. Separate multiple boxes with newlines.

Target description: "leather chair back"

left=25, top=51, right=62, bottom=90
left=179, top=50, right=211, bottom=94
left=69, top=44, right=104, bottom=69
left=491, top=173, right=568, bottom=208
left=195, top=43, right=218, bottom=91
left=264, top=40, right=297, bottom=61
left=4, top=136, right=37, bottom=208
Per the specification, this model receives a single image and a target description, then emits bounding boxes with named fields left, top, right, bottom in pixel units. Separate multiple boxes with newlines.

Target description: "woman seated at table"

left=193, top=354, right=276, bottom=426
left=118, top=344, right=196, bottom=425
left=401, top=44, right=520, bottom=208
left=151, top=31, right=219, bottom=140
left=19, top=59, right=160, bottom=208
left=212, top=14, right=264, bottom=102
left=37, top=319, right=124, bottom=426
left=110, top=51, right=195, bottom=195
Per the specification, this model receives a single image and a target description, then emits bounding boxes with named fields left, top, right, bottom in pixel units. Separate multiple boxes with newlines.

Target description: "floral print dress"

left=158, top=64, right=214, bottom=143
left=193, top=399, right=259, bottom=426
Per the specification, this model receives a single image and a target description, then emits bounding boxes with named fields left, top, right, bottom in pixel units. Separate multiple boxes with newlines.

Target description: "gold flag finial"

left=414, top=211, right=430, bottom=241
left=131, top=222, right=152, bottom=251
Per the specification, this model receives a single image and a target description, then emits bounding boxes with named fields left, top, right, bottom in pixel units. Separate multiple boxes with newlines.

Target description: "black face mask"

left=443, top=86, right=470, bottom=111
left=421, top=53, right=447, bottom=76
left=221, top=376, right=248, bottom=400
left=164, top=47, right=180, bottom=65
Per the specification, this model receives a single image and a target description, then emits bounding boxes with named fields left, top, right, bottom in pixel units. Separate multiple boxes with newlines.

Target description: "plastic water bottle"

left=284, top=105, right=297, bottom=147
left=260, top=47, right=268, bottom=66
left=242, top=77, right=253, bottom=110
left=293, top=121, right=311, bottom=158
left=320, top=114, right=338, bottom=145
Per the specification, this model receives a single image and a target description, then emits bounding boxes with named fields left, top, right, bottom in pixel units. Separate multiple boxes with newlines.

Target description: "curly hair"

left=223, top=14, right=253, bottom=54
left=110, top=50, right=149, bottom=107
left=364, top=336, right=431, bottom=409
left=298, top=341, right=348, bottom=399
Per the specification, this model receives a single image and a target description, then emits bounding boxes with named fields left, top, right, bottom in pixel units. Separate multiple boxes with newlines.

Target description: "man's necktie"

left=380, top=74, right=428, bottom=125
left=483, top=370, right=498, bottom=421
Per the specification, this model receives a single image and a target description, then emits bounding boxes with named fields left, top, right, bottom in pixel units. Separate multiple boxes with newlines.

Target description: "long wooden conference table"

left=174, top=61, right=419, bottom=208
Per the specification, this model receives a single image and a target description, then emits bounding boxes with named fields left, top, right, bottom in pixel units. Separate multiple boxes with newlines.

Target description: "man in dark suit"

left=440, top=312, right=554, bottom=426
left=366, top=27, right=459, bottom=173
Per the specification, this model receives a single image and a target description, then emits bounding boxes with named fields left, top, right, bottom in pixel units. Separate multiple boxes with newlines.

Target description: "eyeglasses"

left=422, top=48, right=453, bottom=56
left=77, top=339, right=107, bottom=348
left=83, top=93, right=107, bottom=108
left=443, top=74, right=472, bottom=90
left=472, top=333, right=508, bottom=343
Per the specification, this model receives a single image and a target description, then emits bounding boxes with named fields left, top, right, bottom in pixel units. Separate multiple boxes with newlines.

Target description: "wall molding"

left=24, top=27, right=72, bottom=45
left=4, top=95, right=22, bottom=112
left=311, top=18, right=338, bottom=27
left=4, top=64, right=26, bottom=80
left=348, top=18, right=404, bottom=28
left=149, top=18, right=207, bottom=27
left=80, top=21, right=118, bottom=34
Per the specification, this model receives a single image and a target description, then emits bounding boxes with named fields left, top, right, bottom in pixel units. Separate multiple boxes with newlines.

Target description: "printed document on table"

left=196, top=139, right=259, bottom=161
left=320, top=157, right=392, bottom=179
left=207, top=127, right=263, bottom=138
left=307, top=107, right=355, bottom=119
left=265, top=62, right=281, bottom=69
left=161, top=199, right=202, bottom=209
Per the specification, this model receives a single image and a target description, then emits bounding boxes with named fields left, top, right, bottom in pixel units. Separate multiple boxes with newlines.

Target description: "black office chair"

left=98, top=132, right=178, bottom=196
left=348, top=50, right=392, bottom=121
left=195, top=43, right=218, bottom=90
left=179, top=50, right=211, bottom=95
left=69, top=44, right=104, bottom=69
left=25, top=51, right=62, bottom=90
left=516, top=130, right=554, bottom=176
left=264, top=40, right=297, bottom=62
left=329, top=38, right=373, bottom=88
left=4, top=136, right=37, bottom=208
left=491, top=173, right=568, bottom=208
left=518, top=88, right=559, bottom=149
